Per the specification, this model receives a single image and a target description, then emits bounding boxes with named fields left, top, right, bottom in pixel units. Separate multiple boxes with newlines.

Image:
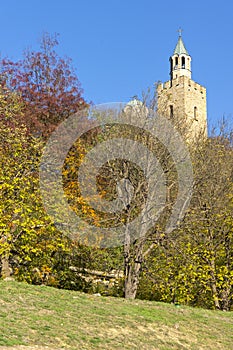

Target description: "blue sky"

left=1, top=0, right=233, bottom=129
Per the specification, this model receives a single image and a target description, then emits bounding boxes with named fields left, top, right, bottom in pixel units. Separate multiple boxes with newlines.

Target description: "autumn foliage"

left=0, top=34, right=89, bottom=287
left=0, top=33, right=87, bottom=137
left=0, top=34, right=233, bottom=310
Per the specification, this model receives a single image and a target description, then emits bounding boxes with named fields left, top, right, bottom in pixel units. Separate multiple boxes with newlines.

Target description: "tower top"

left=170, top=31, right=191, bottom=80
left=173, top=36, right=189, bottom=55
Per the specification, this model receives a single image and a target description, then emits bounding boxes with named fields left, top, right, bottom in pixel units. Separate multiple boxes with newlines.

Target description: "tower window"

left=181, top=56, right=185, bottom=68
left=175, top=57, right=178, bottom=69
left=194, top=106, right=197, bottom=120
left=170, top=58, right=173, bottom=73
left=170, top=105, right=174, bottom=118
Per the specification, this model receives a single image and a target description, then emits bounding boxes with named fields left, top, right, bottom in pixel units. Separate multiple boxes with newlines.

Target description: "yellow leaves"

left=0, top=90, right=73, bottom=282
left=0, top=91, right=24, bottom=120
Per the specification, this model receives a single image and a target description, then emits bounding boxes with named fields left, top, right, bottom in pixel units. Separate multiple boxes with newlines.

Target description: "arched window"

left=170, top=105, right=174, bottom=118
left=182, top=56, right=185, bottom=68
left=194, top=106, right=197, bottom=120
left=175, top=57, right=178, bottom=69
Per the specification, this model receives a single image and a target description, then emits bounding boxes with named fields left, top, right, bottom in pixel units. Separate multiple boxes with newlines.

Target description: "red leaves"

left=0, top=33, right=87, bottom=138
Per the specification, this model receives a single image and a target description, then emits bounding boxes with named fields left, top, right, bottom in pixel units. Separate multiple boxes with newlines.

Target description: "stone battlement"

left=157, top=75, right=206, bottom=94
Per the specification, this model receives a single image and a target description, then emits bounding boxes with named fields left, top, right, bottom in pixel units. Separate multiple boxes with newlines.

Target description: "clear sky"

left=0, top=0, right=233, bottom=129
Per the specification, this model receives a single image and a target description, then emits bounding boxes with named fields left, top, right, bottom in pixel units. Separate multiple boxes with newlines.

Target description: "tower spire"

left=173, top=33, right=189, bottom=55
left=170, top=31, right=191, bottom=80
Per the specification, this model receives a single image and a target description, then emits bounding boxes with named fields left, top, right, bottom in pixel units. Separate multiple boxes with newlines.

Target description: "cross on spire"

left=178, top=27, right=183, bottom=37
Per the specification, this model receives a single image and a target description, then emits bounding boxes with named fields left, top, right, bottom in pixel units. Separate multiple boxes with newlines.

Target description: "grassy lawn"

left=0, top=281, right=232, bottom=349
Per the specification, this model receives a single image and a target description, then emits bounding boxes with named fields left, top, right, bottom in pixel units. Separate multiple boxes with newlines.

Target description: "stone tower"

left=157, top=32, right=207, bottom=139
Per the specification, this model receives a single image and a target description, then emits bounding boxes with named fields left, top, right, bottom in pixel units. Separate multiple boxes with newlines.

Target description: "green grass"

left=0, top=281, right=233, bottom=349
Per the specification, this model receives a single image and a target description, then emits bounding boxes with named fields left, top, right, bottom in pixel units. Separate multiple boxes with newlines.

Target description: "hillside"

left=0, top=281, right=232, bottom=350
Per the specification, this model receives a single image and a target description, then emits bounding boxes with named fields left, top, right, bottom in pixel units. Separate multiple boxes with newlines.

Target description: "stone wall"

left=157, top=75, right=207, bottom=139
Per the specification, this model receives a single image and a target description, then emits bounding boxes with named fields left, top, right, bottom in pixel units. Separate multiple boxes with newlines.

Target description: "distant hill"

left=0, top=281, right=232, bottom=349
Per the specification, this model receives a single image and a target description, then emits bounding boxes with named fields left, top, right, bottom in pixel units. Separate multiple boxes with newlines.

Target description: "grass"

left=0, top=281, right=233, bottom=349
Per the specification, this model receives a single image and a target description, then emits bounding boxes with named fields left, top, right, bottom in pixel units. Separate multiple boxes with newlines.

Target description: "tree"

left=0, top=34, right=88, bottom=285
left=139, top=128, right=233, bottom=310
left=181, top=133, right=233, bottom=310
left=61, top=95, right=192, bottom=299
left=0, top=32, right=87, bottom=137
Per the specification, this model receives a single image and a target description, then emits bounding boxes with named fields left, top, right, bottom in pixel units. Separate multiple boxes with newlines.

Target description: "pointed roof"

left=173, top=36, right=189, bottom=55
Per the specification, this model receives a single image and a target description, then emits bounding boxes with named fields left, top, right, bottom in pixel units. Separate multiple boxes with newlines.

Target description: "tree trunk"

left=220, top=288, right=231, bottom=311
left=124, top=259, right=142, bottom=299
left=1, top=254, right=12, bottom=279
left=209, top=259, right=220, bottom=310
left=123, top=227, right=143, bottom=299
